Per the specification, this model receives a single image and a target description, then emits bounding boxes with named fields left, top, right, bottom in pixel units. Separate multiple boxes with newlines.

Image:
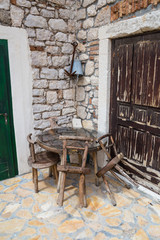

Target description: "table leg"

left=57, top=154, right=63, bottom=193
left=92, top=151, right=99, bottom=186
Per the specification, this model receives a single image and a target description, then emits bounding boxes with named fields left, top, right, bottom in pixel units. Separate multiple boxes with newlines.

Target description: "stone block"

left=0, top=0, right=9, bottom=10
left=83, top=18, right=94, bottom=29
left=33, top=80, right=48, bottom=89
left=33, top=104, right=52, bottom=113
left=49, top=80, right=69, bottom=89
left=26, top=28, right=36, bottom=37
left=62, top=43, right=73, bottom=54
left=25, top=15, right=47, bottom=28
left=82, top=120, right=94, bottom=129
left=34, top=120, right=50, bottom=129
left=97, top=0, right=107, bottom=9
left=79, top=54, right=89, bottom=61
left=78, top=77, right=91, bottom=86
left=77, top=30, right=87, bottom=40
left=72, top=118, right=82, bottom=128
left=59, top=9, right=74, bottom=19
left=95, top=6, right=110, bottom=27
left=47, top=91, right=58, bottom=104
left=32, top=68, right=40, bottom=79
left=77, top=43, right=86, bottom=53
left=49, top=0, right=65, bottom=4
left=88, top=6, right=97, bottom=17
left=77, top=9, right=86, bottom=20
left=83, top=0, right=96, bottom=7
left=62, top=107, right=76, bottom=115
left=85, top=61, right=94, bottom=76
left=32, top=89, right=44, bottom=96
left=10, top=5, right=24, bottom=27
left=42, top=111, right=60, bottom=119
left=40, top=68, right=58, bottom=79
left=76, top=87, right=85, bottom=101
left=40, top=9, right=54, bottom=18
left=31, top=51, right=48, bottom=67
left=33, top=97, right=46, bottom=104
left=49, top=19, right=67, bottom=33
left=52, top=56, right=69, bottom=68
left=55, top=32, right=67, bottom=42
left=17, top=0, right=31, bottom=8
left=52, top=103, right=64, bottom=110
left=45, top=46, right=59, bottom=54
left=63, top=89, right=73, bottom=100
left=36, top=29, right=52, bottom=41
left=88, top=28, right=98, bottom=41
left=0, top=10, right=11, bottom=25
left=77, top=106, right=87, bottom=119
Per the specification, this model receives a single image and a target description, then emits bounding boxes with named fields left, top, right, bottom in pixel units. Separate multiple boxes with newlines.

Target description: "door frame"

left=98, top=9, right=160, bottom=165
left=0, top=26, right=34, bottom=175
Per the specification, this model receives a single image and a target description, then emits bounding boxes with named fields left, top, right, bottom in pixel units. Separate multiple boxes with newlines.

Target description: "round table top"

left=37, top=127, right=101, bottom=154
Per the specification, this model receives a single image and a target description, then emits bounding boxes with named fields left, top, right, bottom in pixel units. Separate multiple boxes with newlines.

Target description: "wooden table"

left=37, top=127, right=101, bottom=186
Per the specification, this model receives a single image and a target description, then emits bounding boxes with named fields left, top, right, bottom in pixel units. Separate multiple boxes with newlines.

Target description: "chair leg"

left=110, top=170, right=131, bottom=189
left=83, top=177, right=87, bottom=207
left=53, top=165, right=58, bottom=184
left=32, top=168, right=34, bottom=183
left=33, top=168, right=38, bottom=193
left=92, top=151, right=99, bottom=186
left=57, top=172, right=66, bottom=206
left=78, top=153, right=82, bottom=166
left=103, top=175, right=116, bottom=206
left=79, top=174, right=85, bottom=208
left=49, top=167, right=54, bottom=177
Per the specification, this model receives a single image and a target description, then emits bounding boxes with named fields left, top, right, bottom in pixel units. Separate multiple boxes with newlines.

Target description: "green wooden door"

left=0, top=40, right=18, bottom=180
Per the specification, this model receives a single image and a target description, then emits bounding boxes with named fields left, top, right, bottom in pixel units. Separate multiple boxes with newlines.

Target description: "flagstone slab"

left=64, top=204, right=81, bottom=218
left=87, top=195, right=105, bottom=211
left=19, top=227, right=36, bottom=237
left=137, top=216, right=148, bottom=226
left=0, top=184, right=3, bottom=191
left=123, top=209, right=134, bottom=223
left=103, top=226, right=123, bottom=236
left=3, top=177, right=21, bottom=186
left=150, top=213, right=160, bottom=224
left=99, top=204, right=122, bottom=217
left=22, top=197, right=34, bottom=208
left=131, top=205, right=147, bottom=216
left=0, top=218, right=25, bottom=234
left=137, top=197, right=152, bottom=206
left=94, top=232, right=107, bottom=240
left=16, top=187, right=33, bottom=197
left=49, top=213, right=68, bottom=225
left=123, top=188, right=140, bottom=199
left=58, top=219, right=84, bottom=233
left=29, top=219, right=45, bottom=226
left=16, top=209, right=32, bottom=219
left=0, top=202, right=7, bottom=212
left=3, top=184, right=18, bottom=193
left=0, top=193, right=15, bottom=202
left=40, top=226, right=50, bottom=235
left=2, top=203, right=20, bottom=217
left=148, top=225, right=160, bottom=237
left=105, top=217, right=121, bottom=226
left=132, top=229, right=149, bottom=240
left=82, top=209, right=98, bottom=220
left=114, top=193, right=132, bottom=207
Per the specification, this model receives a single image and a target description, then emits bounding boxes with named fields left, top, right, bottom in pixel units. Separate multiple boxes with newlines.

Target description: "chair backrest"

left=97, top=133, right=117, bottom=160
left=27, top=134, right=36, bottom=163
left=59, top=135, right=93, bottom=168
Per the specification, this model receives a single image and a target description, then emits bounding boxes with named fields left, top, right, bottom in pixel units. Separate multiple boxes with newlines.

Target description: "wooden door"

left=0, top=40, right=18, bottom=180
left=111, top=33, right=160, bottom=193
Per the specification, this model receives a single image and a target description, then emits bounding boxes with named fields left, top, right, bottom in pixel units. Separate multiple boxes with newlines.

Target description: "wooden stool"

left=57, top=136, right=93, bottom=207
left=96, top=134, right=138, bottom=206
left=27, top=134, right=60, bottom=193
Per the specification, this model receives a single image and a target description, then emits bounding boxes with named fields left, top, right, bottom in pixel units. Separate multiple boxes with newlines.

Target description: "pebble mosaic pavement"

left=0, top=168, right=160, bottom=240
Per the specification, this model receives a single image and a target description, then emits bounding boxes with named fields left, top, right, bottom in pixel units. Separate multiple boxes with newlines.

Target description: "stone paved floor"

left=0, top=168, right=160, bottom=240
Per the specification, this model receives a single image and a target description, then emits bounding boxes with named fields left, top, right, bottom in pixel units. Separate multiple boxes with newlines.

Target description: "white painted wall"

left=0, top=25, right=34, bottom=174
left=98, top=9, right=160, bottom=167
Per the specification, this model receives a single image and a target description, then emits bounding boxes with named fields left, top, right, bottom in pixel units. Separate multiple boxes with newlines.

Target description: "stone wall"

left=0, top=0, right=160, bottom=133
left=0, top=0, right=77, bottom=135
left=76, top=0, right=160, bottom=130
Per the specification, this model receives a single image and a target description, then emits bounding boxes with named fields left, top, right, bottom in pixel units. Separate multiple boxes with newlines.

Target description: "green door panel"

left=0, top=40, right=18, bottom=180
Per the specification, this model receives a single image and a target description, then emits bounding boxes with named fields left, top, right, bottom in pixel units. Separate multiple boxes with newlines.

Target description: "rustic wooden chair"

left=96, top=134, right=138, bottom=206
left=57, top=135, right=93, bottom=207
left=27, top=133, right=60, bottom=193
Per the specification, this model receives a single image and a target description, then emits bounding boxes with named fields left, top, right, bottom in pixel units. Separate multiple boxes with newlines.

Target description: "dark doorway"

left=0, top=40, right=18, bottom=180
